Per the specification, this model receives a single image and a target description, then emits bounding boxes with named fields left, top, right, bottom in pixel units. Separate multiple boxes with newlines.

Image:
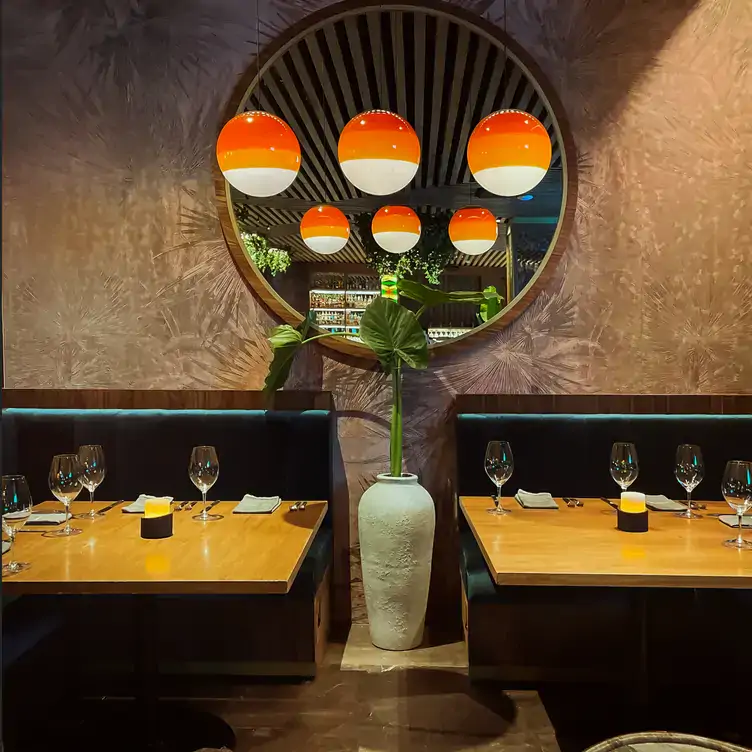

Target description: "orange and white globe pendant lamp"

left=216, top=111, right=301, bottom=197
left=338, top=110, right=420, bottom=195
left=300, top=205, right=350, bottom=255
left=371, top=206, right=421, bottom=254
left=467, top=109, right=551, bottom=196
left=449, top=207, right=498, bottom=256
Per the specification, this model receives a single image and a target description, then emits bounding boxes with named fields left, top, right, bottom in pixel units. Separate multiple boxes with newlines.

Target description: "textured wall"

left=3, top=0, right=752, bottom=623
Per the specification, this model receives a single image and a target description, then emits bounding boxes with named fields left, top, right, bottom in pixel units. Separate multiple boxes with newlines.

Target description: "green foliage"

left=263, top=313, right=313, bottom=394
left=359, top=296, right=428, bottom=375
left=478, top=285, right=502, bottom=322
left=358, top=210, right=455, bottom=284
left=398, top=278, right=501, bottom=309
left=241, top=232, right=291, bottom=276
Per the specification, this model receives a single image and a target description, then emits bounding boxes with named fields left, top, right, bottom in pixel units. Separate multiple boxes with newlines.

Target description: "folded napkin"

left=27, top=512, right=67, bottom=525
left=2, top=541, right=10, bottom=554
left=645, top=495, right=686, bottom=512
left=514, top=490, right=559, bottom=509
left=718, top=514, right=752, bottom=528
left=233, top=495, right=281, bottom=514
left=122, top=495, right=174, bottom=514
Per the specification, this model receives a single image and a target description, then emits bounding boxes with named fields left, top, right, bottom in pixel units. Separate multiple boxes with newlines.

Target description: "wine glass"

left=610, top=443, right=639, bottom=498
left=484, top=441, right=514, bottom=515
left=75, top=445, right=107, bottom=519
left=47, top=454, right=84, bottom=537
left=2, top=475, right=33, bottom=574
left=721, top=460, right=752, bottom=550
left=674, top=444, right=704, bottom=519
left=189, top=446, right=222, bottom=522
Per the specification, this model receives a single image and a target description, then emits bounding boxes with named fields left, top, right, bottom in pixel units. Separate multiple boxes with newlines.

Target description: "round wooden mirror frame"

left=214, top=0, right=578, bottom=362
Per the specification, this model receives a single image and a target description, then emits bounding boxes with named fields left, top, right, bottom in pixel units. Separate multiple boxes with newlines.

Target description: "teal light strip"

left=3, top=408, right=330, bottom=417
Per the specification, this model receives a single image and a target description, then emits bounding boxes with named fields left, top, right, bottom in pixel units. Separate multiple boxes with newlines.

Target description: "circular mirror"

left=215, top=0, right=576, bottom=359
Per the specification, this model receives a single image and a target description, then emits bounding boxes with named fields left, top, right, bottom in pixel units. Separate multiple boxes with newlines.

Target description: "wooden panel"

left=460, top=496, right=752, bottom=588
left=455, top=394, right=752, bottom=415
left=2, top=389, right=333, bottom=411
left=5, top=501, right=327, bottom=596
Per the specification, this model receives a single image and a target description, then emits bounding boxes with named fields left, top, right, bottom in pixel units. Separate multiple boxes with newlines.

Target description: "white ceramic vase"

left=358, top=473, right=436, bottom=650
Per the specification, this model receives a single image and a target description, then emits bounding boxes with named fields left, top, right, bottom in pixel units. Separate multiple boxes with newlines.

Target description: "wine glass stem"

left=687, top=489, right=691, bottom=509
left=496, top=483, right=503, bottom=511
left=63, top=503, right=71, bottom=534
left=738, top=514, right=744, bottom=545
left=202, top=490, right=207, bottom=516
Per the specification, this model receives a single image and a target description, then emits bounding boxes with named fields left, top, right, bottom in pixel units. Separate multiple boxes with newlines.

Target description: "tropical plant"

left=478, top=285, right=503, bottom=323
left=263, top=280, right=501, bottom=477
left=240, top=232, right=291, bottom=276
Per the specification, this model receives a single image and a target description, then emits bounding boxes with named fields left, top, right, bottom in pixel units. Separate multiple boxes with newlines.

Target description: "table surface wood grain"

left=3, top=500, right=327, bottom=596
left=460, top=496, right=752, bottom=588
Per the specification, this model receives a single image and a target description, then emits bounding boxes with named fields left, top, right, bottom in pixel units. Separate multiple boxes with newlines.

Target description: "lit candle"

left=144, top=497, right=171, bottom=518
left=620, top=492, right=646, bottom=514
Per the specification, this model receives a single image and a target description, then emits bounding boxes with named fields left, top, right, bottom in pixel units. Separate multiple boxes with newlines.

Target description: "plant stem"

left=303, top=331, right=352, bottom=344
left=415, top=305, right=426, bottom=320
left=390, top=361, right=403, bottom=477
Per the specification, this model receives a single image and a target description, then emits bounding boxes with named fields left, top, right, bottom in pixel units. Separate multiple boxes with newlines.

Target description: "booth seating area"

left=455, top=394, right=752, bottom=684
left=2, top=390, right=342, bottom=680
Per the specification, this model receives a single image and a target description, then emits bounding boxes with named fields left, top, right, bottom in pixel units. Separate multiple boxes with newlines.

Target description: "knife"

left=99, top=500, right=124, bottom=514
left=600, top=497, right=618, bottom=508
left=204, top=500, right=221, bottom=513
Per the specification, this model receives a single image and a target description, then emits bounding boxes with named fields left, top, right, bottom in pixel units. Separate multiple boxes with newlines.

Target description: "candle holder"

left=617, top=508, right=648, bottom=533
left=140, top=513, right=173, bottom=539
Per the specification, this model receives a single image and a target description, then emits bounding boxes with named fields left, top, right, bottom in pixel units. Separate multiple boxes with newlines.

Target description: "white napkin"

left=122, top=495, right=174, bottom=514
left=233, top=495, right=281, bottom=514
left=515, top=489, right=559, bottom=509
left=719, top=514, right=752, bottom=528
left=645, top=495, right=686, bottom=512
left=27, top=512, right=67, bottom=525
left=2, top=541, right=10, bottom=554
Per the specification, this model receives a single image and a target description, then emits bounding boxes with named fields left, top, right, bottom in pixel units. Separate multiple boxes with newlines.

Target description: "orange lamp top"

left=300, top=205, right=350, bottom=240
left=372, top=206, right=421, bottom=235
left=467, top=110, right=551, bottom=172
left=449, top=207, right=498, bottom=242
left=338, top=110, right=420, bottom=164
left=217, top=111, right=301, bottom=172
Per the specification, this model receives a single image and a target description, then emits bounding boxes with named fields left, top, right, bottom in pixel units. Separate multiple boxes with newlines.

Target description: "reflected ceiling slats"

left=233, top=8, right=563, bottom=269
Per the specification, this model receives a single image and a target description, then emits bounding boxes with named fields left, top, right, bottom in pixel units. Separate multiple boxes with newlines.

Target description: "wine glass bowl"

left=721, top=460, right=752, bottom=550
left=189, top=446, right=222, bottom=522
left=47, top=454, right=84, bottom=537
left=674, top=444, right=704, bottom=519
left=2, top=475, right=33, bottom=574
left=75, top=445, right=107, bottom=519
left=610, top=443, right=639, bottom=494
left=484, top=441, right=514, bottom=516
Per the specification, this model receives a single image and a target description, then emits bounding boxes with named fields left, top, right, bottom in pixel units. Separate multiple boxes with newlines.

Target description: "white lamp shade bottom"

left=222, top=166, right=298, bottom=197
left=373, top=231, right=419, bottom=254
left=303, top=236, right=348, bottom=255
left=340, top=159, right=419, bottom=195
left=471, top=165, right=547, bottom=197
left=452, top=238, right=496, bottom=256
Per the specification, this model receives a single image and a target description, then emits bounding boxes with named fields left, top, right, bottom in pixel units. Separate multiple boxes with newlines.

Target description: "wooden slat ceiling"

left=231, top=7, right=564, bottom=269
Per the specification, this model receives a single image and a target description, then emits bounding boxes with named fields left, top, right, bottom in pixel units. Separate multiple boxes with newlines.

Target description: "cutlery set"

left=563, top=497, right=583, bottom=508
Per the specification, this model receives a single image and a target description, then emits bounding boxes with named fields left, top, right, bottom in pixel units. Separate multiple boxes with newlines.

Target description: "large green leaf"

left=263, top=313, right=313, bottom=394
left=359, top=297, right=428, bottom=374
left=398, top=278, right=500, bottom=308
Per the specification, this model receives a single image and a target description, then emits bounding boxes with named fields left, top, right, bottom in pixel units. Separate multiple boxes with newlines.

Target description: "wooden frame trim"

left=1, top=389, right=333, bottom=411
left=454, top=394, right=752, bottom=415
left=213, top=0, right=578, bottom=364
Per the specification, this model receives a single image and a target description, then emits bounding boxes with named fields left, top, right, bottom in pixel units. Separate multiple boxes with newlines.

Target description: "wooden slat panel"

left=2, top=389, right=334, bottom=411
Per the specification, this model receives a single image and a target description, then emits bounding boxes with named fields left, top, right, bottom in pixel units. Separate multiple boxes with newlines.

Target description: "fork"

left=564, top=497, right=583, bottom=507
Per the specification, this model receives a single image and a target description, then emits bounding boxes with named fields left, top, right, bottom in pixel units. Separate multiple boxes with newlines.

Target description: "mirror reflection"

left=226, top=5, right=565, bottom=345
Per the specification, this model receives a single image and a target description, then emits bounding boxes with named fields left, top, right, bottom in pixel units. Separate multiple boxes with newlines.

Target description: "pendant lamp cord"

left=503, top=0, right=508, bottom=108
left=256, top=0, right=262, bottom=108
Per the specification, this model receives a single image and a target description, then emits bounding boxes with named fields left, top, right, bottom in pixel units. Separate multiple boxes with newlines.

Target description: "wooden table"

left=4, top=500, right=328, bottom=595
left=460, top=496, right=752, bottom=588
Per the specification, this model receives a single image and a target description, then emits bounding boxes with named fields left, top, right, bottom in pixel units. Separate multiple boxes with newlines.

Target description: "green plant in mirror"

left=263, top=281, right=501, bottom=477
left=478, top=285, right=502, bottom=322
left=241, top=232, right=291, bottom=276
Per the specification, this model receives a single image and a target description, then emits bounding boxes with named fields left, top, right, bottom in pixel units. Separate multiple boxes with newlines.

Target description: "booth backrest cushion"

left=2, top=408, right=332, bottom=507
left=456, top=413, right=752, bottom=500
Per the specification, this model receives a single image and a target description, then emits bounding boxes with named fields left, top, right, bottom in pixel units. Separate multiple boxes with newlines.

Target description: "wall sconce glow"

left=518, top=194, right=534, bottom=201
left=216, top=111, right=301, bottom=197
left=467, top=110, right=551, bottom=196
left=371, top=206, right=421, bottom=254
left=449, top=207, right=498, bottom=256
left=300, top=205, right=350, bottom=255
left=338, top=110, right=420, bottom=195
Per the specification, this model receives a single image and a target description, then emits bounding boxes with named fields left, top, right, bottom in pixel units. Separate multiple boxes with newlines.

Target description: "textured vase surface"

left=358, top=473, right=436, bottom=650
